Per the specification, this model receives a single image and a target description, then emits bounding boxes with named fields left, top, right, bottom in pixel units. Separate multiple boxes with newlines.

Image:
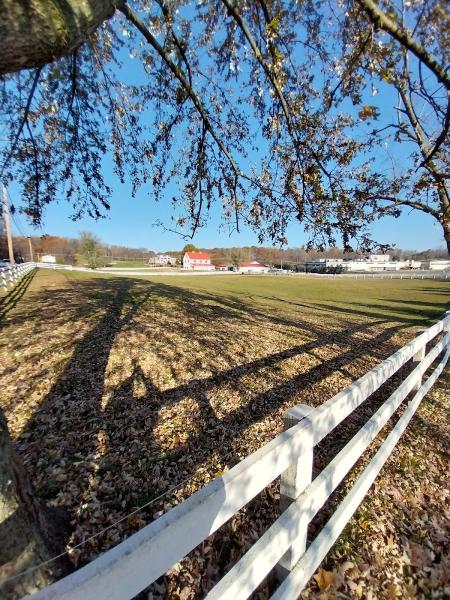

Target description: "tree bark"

left=442, top=215, right=450, bottom=256
left=0, top=408, right=65, bottom=599
left=0, top=0, right=122, bottom=75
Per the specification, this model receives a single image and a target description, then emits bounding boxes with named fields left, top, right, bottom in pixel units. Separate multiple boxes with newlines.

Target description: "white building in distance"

left=183, top=251, right=215, bottom=270
left=305, top=255, right=405, bottom=272
left=422, top=259, right=450, bottom=270
left=148, top=254, right=177, bottom=266
left=41, top=254, right=56, bottom=264
left=239, top=260, right=270, bottom=273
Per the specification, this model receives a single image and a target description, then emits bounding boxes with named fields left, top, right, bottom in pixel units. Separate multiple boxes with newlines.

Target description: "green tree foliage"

left=79, top=231, right=103, bottom=269
left=181, top=243, right=198, bottom=254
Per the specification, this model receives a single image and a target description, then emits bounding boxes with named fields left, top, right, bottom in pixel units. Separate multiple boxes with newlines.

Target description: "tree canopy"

left=0, top=0, right=448, bottom=251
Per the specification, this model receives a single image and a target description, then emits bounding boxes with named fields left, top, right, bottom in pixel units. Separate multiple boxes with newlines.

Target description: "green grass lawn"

left=0, top=268, right=449, bottom=592
left=106, top=260, right=158, bottom=268
left=133, top=272, right=450, bottom=325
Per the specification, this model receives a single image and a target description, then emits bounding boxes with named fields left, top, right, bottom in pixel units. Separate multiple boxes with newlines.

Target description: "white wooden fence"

left=25, top=313, right=450, bottom=600
left=0, top=262, right=35, bottom=291
left=33, top=262, right=450, bottom=280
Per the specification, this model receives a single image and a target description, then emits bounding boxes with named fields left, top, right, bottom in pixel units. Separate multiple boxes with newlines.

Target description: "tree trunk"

left=0, top=408, right=66, bottom=599
left=436, top=184, right=450, bottom=256
left=443, top=220, right=450, bottom=256
left=0, top=0, right=122, bottom=75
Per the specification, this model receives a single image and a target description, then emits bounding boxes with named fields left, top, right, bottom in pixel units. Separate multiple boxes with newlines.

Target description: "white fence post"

left=411, top=329, right=426, bottom=391
left=277, top=404, right=314, bottom=579
left=444, top=312, right=450, bottom=338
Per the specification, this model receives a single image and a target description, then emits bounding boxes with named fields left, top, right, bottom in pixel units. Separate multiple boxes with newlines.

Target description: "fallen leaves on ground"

left=0, top=270, right=449, bottom=599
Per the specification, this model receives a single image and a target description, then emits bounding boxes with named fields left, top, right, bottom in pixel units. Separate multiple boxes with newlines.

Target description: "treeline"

left=171, top=245, right=448, bottom=267
left=4, top=234, right=447, bottom=265
left=7, top=235, right=156, bottom=264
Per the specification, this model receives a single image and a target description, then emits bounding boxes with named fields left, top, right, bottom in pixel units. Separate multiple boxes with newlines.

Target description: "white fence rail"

left=33, top=262, right=450, bottom=280
left=299, top=270, right=450, bottom=280
left=1, top=262, right=35, bottom=291
left=26, top=313, right=450, bottom=600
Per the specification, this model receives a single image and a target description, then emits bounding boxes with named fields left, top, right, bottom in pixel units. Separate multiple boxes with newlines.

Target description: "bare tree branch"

left=421, top=94, right=450, bottom=167
left=0, top=67, right=42, bottom=179
left=119, top=3, right=241, bottom=179
left=356, top=0, right=450, bottom=90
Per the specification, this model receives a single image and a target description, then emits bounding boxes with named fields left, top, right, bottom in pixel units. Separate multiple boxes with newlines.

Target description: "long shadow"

left=245, top=293, right=439, bottom=326
left=383, top=298, right=450, bottom=310
left=310, top=300, right=443, bottom=325
left=7, top=274, right=426, bottom=592
left=0, top=269, right=36, bottom=323
left=409, top=286, right=450, bottom=297
left=17, top=279, right=153, bottom=532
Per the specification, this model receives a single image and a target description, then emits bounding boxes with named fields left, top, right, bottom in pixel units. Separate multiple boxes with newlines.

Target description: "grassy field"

left=0, top=269, right=449, bottom=596
left=107, top=260, right=159, bottom=268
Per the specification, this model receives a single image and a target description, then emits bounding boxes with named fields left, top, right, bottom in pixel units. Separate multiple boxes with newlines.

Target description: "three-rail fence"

left=0, top=262, right=35, bottom=291
left=22, top=311, right=449, bottom=600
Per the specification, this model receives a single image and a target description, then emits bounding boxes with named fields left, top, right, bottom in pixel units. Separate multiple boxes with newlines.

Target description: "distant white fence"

left=304, top=270, right=450, bottom=280
left=35, top=262, right=450, bottom=280
left=0, top=262, right=35, bottom=291
left=25, top=312, right=450, bottom=600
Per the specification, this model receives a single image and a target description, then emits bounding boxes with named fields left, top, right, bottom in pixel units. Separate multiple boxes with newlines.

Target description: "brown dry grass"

left=0, top=268, right=448, bottom=598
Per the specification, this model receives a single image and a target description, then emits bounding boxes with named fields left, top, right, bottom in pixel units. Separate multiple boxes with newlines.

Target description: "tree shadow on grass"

left=5, top=274, right=428, bottom=591
left=0, top=269, right=36, bottom=323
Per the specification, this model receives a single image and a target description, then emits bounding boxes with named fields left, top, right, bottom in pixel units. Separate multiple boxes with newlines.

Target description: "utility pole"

left=27, top=236, right=34, bottom=262
left=2, top=185, right=14, bottom=265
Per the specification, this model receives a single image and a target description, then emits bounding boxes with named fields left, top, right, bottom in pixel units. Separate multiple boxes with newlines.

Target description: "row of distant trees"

left=174, top=244, right=449, bottom=267
left=7, top=233, right=156, bottom=267
left=5, top=234, right=448, bottom=268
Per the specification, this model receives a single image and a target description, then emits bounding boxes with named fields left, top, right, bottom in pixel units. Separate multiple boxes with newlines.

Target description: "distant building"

left=363, top=254, right=390, bottom=262
left=239, top=260, right=270, bottom=273
left=183, top=251, right=214, bottom=270
left=148, top=254, right=176, bottom=266
left=41, top=254, right=56, bottom=264
left=422, top=259, right=450, bottom=270
left=215, top=263, right=230, bottom=271
left=304, top=258, right=344, bottom=271
left=405, top=260, right=422, bottom=269
left=304, top=255, right=411, bottom=273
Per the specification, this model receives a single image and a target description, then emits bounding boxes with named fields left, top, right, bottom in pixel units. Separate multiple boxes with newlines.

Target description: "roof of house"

left=240, top=260, right=268, bottom=267
left=185, top=251, right=210, bottom=260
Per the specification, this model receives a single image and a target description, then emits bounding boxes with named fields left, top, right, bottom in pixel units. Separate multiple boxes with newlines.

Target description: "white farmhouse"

left=183, top=251, right=215, bottom=270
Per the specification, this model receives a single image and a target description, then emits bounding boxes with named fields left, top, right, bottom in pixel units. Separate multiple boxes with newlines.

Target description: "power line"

left=6, top=187, right=28, bottom=237
left=10, top=212, right=27, bottom=237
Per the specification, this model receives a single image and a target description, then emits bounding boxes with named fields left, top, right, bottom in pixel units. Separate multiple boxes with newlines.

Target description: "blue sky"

left=9, top=176, right=445, bottom=252
left=6, top=10, right=446, bottom=254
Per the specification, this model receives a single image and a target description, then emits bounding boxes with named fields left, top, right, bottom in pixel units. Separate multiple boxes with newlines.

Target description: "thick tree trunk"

left=0, top=0, right=122, bottom=75
left=0, top=408, right=65, bottom=599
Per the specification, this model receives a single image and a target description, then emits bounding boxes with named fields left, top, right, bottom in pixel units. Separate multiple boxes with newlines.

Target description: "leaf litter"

left=0, top=269, right=449, bottom=598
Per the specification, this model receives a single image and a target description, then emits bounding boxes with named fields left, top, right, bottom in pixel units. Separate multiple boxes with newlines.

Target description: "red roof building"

left=183, top=251, right=214, bottom=270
